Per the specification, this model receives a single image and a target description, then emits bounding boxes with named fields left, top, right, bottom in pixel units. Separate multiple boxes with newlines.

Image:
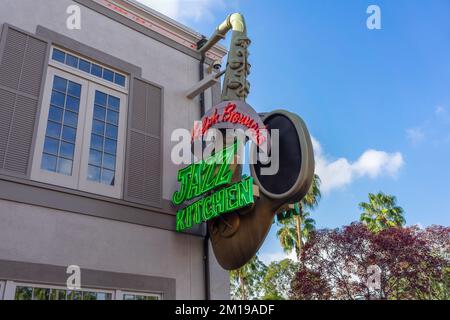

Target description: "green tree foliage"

left=359, top=192, right=406, bottom=233
left=230, top=255, right=267, bottom=300
left=277, top=211, right=316, bottom=258
left=291, top=224, right=449, bottom=300
left=276, top=174, right=321, bottom=260
left=302, top=174, right=322, bottom=210
left=262, top=259, right=299, bottom=300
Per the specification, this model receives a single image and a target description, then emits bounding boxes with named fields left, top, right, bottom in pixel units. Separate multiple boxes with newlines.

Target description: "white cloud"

left=435, top=105, right=446, bottom=115
left=135, top=0, right=225, bottom=22
left=312, top=137, right=404, bottom=193
left=435, top=106, right=450, bottom=123
left=406, top=127, right=425, bottom=145
left=259, top=250, right=297, bottom=265
left=406, top=106, right=450, bottom=146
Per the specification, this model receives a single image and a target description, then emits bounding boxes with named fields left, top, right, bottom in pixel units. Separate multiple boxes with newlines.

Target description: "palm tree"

left=277, top=210, right=316, bottom=260
left=230, top=255, right=267, bottom=300
left=276, top=174, right=321, bottom=261
left=359, top=192, right=406, bottom=233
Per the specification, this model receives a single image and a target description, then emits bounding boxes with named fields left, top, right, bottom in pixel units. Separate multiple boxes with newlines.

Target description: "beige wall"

left=0, top=0, right=229, bottom=300
left=0, top=199, right=205, bottom=299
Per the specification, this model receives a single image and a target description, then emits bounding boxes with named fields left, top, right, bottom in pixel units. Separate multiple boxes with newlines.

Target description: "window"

left=78, top=85, right=127, bottom=197
left=12, top=283, right=113, bottom=300
left=117, top=291, right=162, bottom=300
left=2, top=282, right=162, bottom=300
left=41, top=76, right=81, bottom=176
left=87, top=91, right=120, bottom=186
left=52, top=48, right=126, bottom=87
left=31, top=48, right=128, bottom=198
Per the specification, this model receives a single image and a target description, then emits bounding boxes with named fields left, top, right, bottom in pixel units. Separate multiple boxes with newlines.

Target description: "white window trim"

left=116, top=290, right=163, bottom=300
left=49, top=47, right=129, bottom=94
left=0, top=280, right=5, bottom=300
left=78, top=82, right=127, bottom=198
left=4, top=281, right=17, bottom=300
left=31, top=67, right=89, bottom=190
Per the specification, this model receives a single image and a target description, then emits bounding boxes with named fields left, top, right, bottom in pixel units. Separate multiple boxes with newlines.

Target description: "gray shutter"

left=0, top=25, right=49, bottom=177
left=124, top=78, right=163, bottom=207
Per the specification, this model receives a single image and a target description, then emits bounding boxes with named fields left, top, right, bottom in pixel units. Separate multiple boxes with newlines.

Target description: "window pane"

left=101, top=169, right=115, bottom=186
left=123, top=294, right=134, bottom=300
left=44, top=137, right=59, bottom=155
left=34, top=288, right=50, bottom=300
left=79, top=59, right=91, bottom=73
left=103, top=69, right=114, bottom=82
left=91, top=64, right=102, bottom=77
left=62, top=126, right=76, bottom=143
left=52, top=49, right=66, bottom=63
left=91, top=134, right=104, bottom=151
left=106, top=110, right=119, bottom=125
left=67, top=291, right=82, bottom=300
left=68, top=81, right=81, bottom=97
left=15, top=287, right=33, bottom=300
left=41, top=154, right=57, bottom=172
left=66, top=96, right=80, bottom=112
left=49, top=106, right=63, bottom=123
left=88, top=91, right=121, bottom=187
left=43, top=75, right=83, bottom=177
left=114, top=73, right=126, bottom=87
left=104, top=139, right=117, bottom=155
left=106, top=124, right=118, bottom=140
left=50, top=289, right=58, bottom=300
left=58, top=290, right=67, bottom=300
left=57, top=158, right=73, bottom=175
left=103, top=153, right=116, bottom=170
left=89, top=149, right=102, bottom=166
left=88, top=165, right=101, bottom=182
left=51, top=91, right=65, bottom=107
left=53, top=76, right=67, bottom=92
left=94, top=105, right=106, bottom=121
left=46, top=121, right=62, bottom=139
left=60, top=142, right=75, bottom=159
left=64, top=111, right=78, bottom=128
left=108, top=96, right=120, bottom=111
left=66, top=54, right=79, bottom=68
left=92, top=120, right=105, bottom=135
left=83, top=292, right=97, bottom=300
left=96, top=293, right=107, bottom=300
left=95, top=91, right=107, bottom=106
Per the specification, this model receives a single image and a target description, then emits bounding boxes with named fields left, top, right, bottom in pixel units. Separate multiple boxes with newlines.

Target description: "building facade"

left=0, top=0, right=230, bottom=300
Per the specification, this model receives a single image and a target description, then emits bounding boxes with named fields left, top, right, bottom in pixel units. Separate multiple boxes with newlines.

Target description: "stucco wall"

left=0, top=0, right=229, bottom=300
left=0, top=199, right=205, bottom=299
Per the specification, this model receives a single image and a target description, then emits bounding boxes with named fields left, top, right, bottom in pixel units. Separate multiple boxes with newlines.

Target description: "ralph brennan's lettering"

left=191, top=102, right=267, bottom=145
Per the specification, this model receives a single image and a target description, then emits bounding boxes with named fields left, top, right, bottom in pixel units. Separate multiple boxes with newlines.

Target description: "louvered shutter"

left=0, top=25, right=49, bottom=177
left=124, top=78, right=163, bottom=207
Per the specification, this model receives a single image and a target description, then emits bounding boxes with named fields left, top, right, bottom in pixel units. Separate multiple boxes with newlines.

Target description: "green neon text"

left=172, top=143, right=237, bottom=206
left=176, top=176, right=254, bottom=232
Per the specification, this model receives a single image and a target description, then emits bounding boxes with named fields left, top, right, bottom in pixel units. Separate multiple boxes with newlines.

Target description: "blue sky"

left=137, top=0, right=450, bottom=263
